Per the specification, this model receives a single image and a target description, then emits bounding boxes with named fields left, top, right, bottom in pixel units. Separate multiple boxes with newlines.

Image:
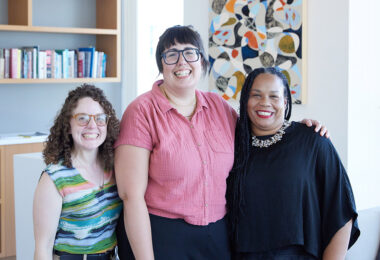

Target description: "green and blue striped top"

left=45, top=161, right=122, bottom=254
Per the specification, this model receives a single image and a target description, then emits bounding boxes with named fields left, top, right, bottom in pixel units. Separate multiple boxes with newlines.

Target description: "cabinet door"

left=0, top=147, right=3, bottom=256
left=0, top=143, right=44, bottom=257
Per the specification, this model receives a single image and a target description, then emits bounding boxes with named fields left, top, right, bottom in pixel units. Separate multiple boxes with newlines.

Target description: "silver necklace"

left=251, top=120, right=291, bottom=148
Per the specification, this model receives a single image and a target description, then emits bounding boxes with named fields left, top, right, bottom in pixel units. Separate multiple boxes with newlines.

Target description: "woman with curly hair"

left=33, top=84, right=122, bottom=260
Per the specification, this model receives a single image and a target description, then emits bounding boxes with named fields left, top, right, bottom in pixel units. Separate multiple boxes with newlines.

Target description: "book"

left=45, top=50, right=53, bottom=78
left=102, top=53, right=107, bottom=78
left=22, top=49, right=27, bottom=78
left=4, top=49, right=10, bottom=78
left=77, top=50, right=85, bottom=78
left=54, top=50, right=63, bottom=79
left=91, top=51, right=98, bottom=78
left=10, top=48, right=19, bottom=79
left=38, top=51, right=47, bottom=79
left=60, top=49, right=69, bottom=79
left=32, top=46, right=39, bottom=78
left=97, top=52, right=103, bottom=78
left=0, top=49, right=4, bottom=79
left=67, top=50, right=75, bottom=78
left=78, top=47, right=95, bottom=77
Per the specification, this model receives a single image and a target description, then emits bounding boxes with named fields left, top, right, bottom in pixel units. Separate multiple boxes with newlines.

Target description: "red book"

left=77, top=50, right=84, bottom=78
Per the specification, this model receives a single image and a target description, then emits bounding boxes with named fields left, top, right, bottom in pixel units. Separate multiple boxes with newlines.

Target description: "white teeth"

left=174, top=70, right=191, bottom=77
left=257, top=111, right=271, bottom=116
left=83, top=134, right=98, bottom=139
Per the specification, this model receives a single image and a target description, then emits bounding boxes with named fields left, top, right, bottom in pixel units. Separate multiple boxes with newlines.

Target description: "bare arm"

left=323, top=219, right=353, bottom=260
left=115, top=145, right=154, bottom=260
left=33, top=172, right=62, bottom=260
left=300, top=119, right=330, bottom=138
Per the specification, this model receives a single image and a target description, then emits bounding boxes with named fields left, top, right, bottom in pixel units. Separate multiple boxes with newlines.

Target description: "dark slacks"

left=116, top=212, right=231, bottom=260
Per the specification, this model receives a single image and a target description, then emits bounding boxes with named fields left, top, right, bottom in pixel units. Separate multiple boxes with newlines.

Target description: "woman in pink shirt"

left=114, top=25, right=326, bottom=260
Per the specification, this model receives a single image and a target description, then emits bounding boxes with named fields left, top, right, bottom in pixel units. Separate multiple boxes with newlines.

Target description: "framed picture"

left=209, top=0, right=307, bottom=106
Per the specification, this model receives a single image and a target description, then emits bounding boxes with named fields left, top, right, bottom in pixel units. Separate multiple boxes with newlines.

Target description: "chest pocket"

left=204, top=130, right=233, bottom=153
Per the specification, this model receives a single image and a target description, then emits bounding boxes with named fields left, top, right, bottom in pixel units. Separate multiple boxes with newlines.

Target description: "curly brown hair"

left=43, top=84, right=120, bottom=171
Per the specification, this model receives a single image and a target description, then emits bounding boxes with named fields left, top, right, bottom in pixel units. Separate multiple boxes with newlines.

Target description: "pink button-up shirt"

left=115, top=80, right=237, bottom=225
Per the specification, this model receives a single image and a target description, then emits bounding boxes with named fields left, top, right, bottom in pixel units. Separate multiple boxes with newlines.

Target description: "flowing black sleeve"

left=316, top=137, right=360, bottom=251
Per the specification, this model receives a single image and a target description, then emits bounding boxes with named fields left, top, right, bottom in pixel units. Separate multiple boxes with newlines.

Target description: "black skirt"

left=116, top=212, right=231, bottom=260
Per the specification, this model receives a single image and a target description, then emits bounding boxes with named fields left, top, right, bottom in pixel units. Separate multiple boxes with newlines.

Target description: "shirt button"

left=197, top=143, right=201, bottom=146
left=205, top=204, right=208, bottom=207
left=203, top=161, right=207, bottom=165
left=190, top=124, right=194, bottom=128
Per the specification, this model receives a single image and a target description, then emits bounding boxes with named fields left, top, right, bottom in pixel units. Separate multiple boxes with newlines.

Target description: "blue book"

left=102, top=53, right=107, bottom=78
left=78, top=47, right=95, bottom=78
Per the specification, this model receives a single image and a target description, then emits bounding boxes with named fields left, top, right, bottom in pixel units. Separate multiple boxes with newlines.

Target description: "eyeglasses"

left=161, top=47, right=201, bottom=65
left=72, top=113, right=109, bottom=126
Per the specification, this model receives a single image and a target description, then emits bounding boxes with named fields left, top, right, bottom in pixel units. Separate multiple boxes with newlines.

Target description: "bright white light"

left=137, top=0, right=184, bottom=95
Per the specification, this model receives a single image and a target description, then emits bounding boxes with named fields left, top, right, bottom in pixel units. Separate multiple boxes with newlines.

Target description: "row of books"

left=0, top=47, right=107, bottom=79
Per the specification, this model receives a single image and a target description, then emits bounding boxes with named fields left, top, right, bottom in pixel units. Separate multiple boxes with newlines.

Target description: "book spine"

left=102, top=53, right=107, bottom=78
left=32, top=48, right=37, bottom=78
left=22, top=49, right=27, bottom=78
left=38, top=51, right=47, bottom=79
left=45, top=50, right=52, bottom=78
left=27, top=51, right=32, bottom=78
left=97, top=52, right=103, bottom=78
left=77, top=51, right=84, bottom=78
left=17, top=49, right=22, bottom=79
left=67, top=50, right=75, bottom=78
left=0, top=49, right=4, bottom=79
left=62, top=49, right=68, bottom=79
left=10, top=48, right=19, bottom=78
left=74, top=51, right=77, bottom=78
left=91, top=51, right=98, bottom=78
left=4, top=49, right=10, bottom=78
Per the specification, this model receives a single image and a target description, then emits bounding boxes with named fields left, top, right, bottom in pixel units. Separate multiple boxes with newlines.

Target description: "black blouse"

left=234, top=122, right=360, bottom=258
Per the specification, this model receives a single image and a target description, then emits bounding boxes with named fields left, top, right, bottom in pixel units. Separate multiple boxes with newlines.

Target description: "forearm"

left=124, top=198, right=154, bottom=260
left=323, top=219, right=353, bottom=260
left=34, top=243, right=53, bottom=260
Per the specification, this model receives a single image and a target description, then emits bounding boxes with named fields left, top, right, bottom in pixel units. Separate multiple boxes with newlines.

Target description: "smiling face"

left=70, top=97, right=107, bottom=152
left=247, top=73, right=287, bottom=136
left=161, top=42, right=202, bottom=91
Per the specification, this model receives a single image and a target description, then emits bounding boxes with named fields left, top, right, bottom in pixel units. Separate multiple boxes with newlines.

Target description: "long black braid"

left=226, top=67, right=292, bottom=242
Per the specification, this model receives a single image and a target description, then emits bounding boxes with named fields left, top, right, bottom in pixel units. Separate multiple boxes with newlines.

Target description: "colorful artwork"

left=209, top=0, right=305, bottom=105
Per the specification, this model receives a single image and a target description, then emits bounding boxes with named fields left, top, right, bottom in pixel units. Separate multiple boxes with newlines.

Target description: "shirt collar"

left=152, top=80, right=209, bottom=114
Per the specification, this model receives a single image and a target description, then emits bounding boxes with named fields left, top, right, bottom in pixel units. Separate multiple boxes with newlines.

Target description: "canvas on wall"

left=209, top=0, right=306, bottom=106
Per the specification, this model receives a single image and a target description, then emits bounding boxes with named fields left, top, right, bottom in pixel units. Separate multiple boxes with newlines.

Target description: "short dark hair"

left=226, top=67, right=292, bottom=240
left=155, top=25, right=209, bottom=75
left=43, top=84, right=119, bottom=171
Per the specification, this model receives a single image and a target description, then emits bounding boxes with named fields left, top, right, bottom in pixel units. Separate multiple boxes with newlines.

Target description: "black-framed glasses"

left=161, top=47, right=201, bottom=65
left=72, top=113, right=109, bottom=126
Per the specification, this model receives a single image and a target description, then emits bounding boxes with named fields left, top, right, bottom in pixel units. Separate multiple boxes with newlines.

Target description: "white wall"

left=184, top=0, right=380, bottom=210
left=348, top=0, right=380, bottom=210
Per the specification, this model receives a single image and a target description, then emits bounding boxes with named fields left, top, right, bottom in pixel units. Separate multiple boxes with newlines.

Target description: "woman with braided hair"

left=226, top=67, right=360, bottom=260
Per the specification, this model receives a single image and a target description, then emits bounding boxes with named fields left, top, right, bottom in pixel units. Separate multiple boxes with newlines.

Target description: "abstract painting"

left=209, top=0, right=306, bottom=106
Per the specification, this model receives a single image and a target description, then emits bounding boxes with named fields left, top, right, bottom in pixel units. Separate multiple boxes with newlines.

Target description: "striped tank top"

left=45, top=161, right=122, bottom=254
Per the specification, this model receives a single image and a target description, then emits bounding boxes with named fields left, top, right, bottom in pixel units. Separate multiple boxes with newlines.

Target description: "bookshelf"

left=0, top=0, right=121, bottom=84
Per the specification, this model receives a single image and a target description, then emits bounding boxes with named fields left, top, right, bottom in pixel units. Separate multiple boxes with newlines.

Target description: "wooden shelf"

left=0, top=0, right=121, bottom=84
left=0, top=77, right=120, bottom=84
left=0, top=25, right=119, bottom=35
